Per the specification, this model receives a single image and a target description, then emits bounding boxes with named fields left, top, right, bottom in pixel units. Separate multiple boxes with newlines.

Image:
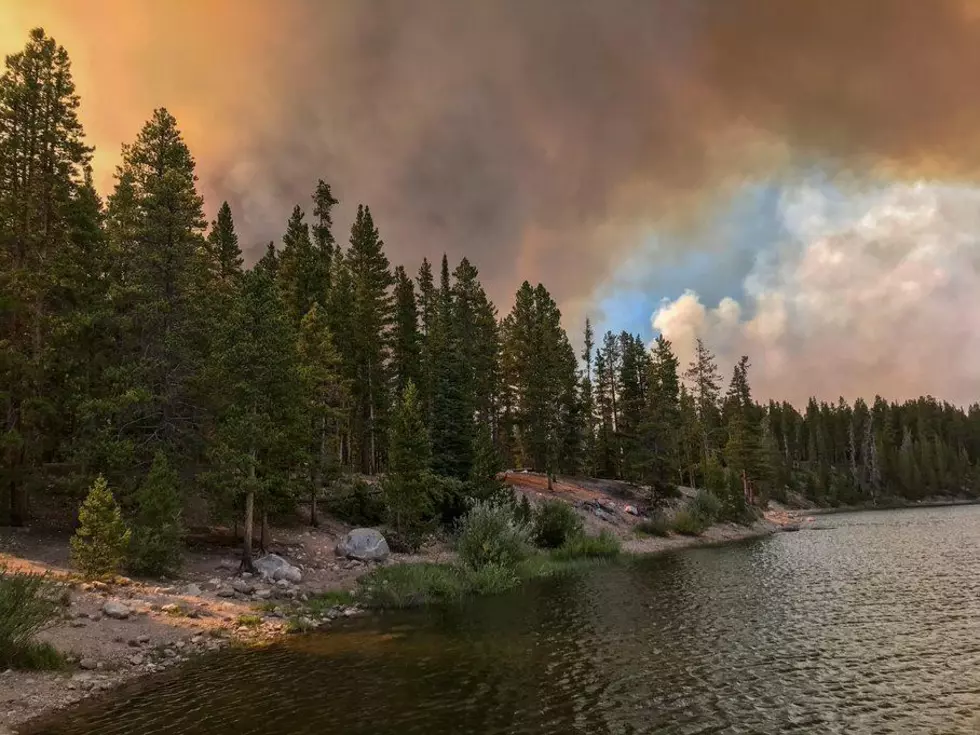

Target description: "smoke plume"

left=3, top=1, right=980, bottom=387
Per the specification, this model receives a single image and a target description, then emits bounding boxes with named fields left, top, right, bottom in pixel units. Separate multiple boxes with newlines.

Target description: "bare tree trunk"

left=242, top=489, right=255, bottom=572
left=241, top=451, right=257, bottom=573
left=260, top=512, right=269, bottom=553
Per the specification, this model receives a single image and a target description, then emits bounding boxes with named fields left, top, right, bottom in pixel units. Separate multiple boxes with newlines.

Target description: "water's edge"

left=13, top=520, right=777, bottom=734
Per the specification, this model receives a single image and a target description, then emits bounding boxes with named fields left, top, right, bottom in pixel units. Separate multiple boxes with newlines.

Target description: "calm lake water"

left=28, top=505, right=980, bottom=734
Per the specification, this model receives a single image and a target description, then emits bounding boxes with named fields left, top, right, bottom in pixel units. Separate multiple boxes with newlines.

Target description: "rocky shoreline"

left=2, top=518, right=783, bottom=732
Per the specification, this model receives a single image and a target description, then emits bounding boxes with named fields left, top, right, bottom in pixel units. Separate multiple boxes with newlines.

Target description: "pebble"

left=129, top=654, right=144, bottom=666
left=160, top=603, right=179, bottom=613
left=79, top=659, right=98, bottom=670
left=137, top=635, right=151, bottom=644
left=253, top=588, right=272, bottom=600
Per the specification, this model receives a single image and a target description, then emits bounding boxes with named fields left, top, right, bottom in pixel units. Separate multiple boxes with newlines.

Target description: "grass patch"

left=357, top=563, right=471, bottom=609
left=636, top=515, right=671, bottom=537
left=306, top=589, right=356, bottom=616
left=551, top=531, right=621, bottom=561
left=671, top=509, right=706, bottom=536
left=354, top=533, right=623, bottom=610
left=0, top=567, right=65, bottom=670
left=236, top=613, right=263, bottom=628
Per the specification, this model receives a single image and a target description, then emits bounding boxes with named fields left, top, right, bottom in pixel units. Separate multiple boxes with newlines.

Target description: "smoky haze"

left=4, top=0, right=980, bottom=325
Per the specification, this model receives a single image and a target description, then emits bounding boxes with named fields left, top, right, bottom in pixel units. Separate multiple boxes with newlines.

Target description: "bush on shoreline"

left=532, top=500, right=583, bottom=549
left=455, top=498, right=532, bottom=570
left=671, top=509, right=706, bottom=536
left=0, top=567, right=65, bottom=670
left=636, top=514, right=671, bottom=537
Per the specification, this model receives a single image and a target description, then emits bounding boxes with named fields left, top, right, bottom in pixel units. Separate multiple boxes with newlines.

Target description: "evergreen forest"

left=4, top=29, right=980, bottom=556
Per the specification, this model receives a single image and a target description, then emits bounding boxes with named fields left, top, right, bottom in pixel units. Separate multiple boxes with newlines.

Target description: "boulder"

left=335, top=528, right=390, bottom=562
left=182, top=583, right=202, bottom=596
left=102, top=601, right=130, bottom=620
left=254, top=554, right=303, bottom=583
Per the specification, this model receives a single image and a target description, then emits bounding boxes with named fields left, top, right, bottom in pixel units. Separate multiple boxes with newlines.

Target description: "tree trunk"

left=242, top=450, right=257, bottom=572
left=260, top=512, right=269, bottom=553
left=242, top=488, right=255, bottom=572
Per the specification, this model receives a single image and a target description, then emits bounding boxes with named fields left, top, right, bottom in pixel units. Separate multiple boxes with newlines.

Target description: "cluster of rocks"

left=206, top=554, right=307, bottom=603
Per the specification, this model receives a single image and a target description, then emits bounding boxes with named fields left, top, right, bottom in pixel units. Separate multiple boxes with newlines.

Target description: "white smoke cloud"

left=652, top=182, right=980, bottom=407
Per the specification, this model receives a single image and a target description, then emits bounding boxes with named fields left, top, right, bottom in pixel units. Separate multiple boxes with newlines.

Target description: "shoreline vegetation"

left=2, top=488, right=974, bottom=731
left=1, top=481, right=775, bottom=731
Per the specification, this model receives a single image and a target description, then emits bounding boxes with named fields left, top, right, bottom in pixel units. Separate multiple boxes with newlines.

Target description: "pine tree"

left=430, top=255, right=474, bottom=480
left=684, top=338, right=722, bottom=466
left=311, top=179, right=338, bottom=292
left=70, top=476, right=131, bottom=579
left=617, top=333, right=649, bottom=481
left=256, top=241, right=278, bottom=278
left=0, top=28, right=92, bottom=525
left=346, top=205, right=394, bottom=473
left=415, top=257, right=437, bottom=421
left=638, top=335, right=682, bottom=499
left=499, top=282, right=579, bottom=487
left=383, top=381, right=433, bottom=547
left=391, top=266, right=422, bottom=399
left=678, top=385, right=701, bottom=488
left=129, top=452, right=184, bottom=576
left=277, top=205, right=324, bottom=325
left=208, top=267, right=305, bottom=571
left=99, top=108, right=210, bottom=486
left=593, top=347, right=617, bottom=478
left=580, top=319, right=598, bottom=477
left=297, top=303, right=349, bottom=526
left=469, top=420, right=505, bottom=501
left=206, top=201, right=243, bottom=284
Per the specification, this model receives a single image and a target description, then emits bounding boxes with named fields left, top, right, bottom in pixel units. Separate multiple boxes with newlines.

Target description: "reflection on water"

left=25, top=505, right=980, bottom=734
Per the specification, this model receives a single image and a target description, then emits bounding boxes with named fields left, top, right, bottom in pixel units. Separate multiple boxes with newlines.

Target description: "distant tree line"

left=3, top=30, right=979, bottom=569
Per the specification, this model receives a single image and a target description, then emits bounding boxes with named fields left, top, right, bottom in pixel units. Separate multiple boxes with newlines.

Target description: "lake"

left=26, top=505, right=980, bottom=734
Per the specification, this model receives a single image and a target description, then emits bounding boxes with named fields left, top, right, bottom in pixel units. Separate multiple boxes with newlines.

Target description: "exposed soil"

left=0, top=522, right=450, bottom=731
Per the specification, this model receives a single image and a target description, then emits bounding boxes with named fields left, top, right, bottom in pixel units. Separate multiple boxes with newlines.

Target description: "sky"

left=3, top=0, right=980, bottom=406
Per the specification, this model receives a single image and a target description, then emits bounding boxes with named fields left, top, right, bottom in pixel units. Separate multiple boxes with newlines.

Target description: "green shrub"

left=690, top=489, right=722, bottom=524
left=514, top=493, right=533, bottom=525
left=236, top=613, right=263, bottom=628
left=532, top=500, right=583, bottom=549
left=636, top=514, right=671, bottom=537
left=455, top=498, right=532, bottom=570
left=70, top=475, right=131, bottom=579
left=0, top=567, right=64, bottom=670
left=552, top=530, right=621, bottom=561
left=129, top=452, right=185, bottom=577
left=466, top=563, right=520, bottom=595
left=672, top=509, right=706, bottom=536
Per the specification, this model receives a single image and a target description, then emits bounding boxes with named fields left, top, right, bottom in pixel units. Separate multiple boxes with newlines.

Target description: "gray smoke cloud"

left=7, top=0, right=980, bottom=333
